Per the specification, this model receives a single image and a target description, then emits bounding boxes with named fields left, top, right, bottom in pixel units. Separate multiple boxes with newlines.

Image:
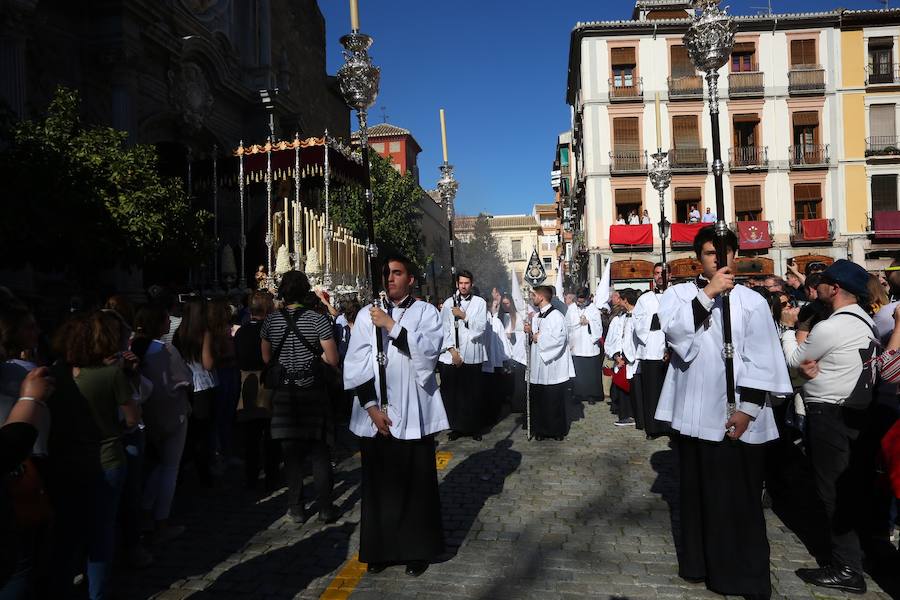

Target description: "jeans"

left=143, top=419, right=188, bottom=521
left=281, top=439, right=333, bottom=512
left=120, top=428, right=145, bottom=550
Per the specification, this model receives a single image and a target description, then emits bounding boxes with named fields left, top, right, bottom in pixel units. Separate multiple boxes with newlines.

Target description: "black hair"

left=577, top=287, right=590, bottom=298
left=382, top=254, right=418, bottom=281
left=653, top=262, right=664, bottom=270
left=804, top=273, right=822, bottom=291
left=692, top=225, right=738, bottom=258
left=279, top=271, right=312, bottom=304
left=456, top=269, right=474, bottom=282
left=619, top=288, right=638, bottom=306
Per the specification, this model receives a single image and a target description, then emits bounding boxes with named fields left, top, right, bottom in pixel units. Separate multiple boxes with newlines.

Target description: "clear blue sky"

left=319, top=0, right=882, bottom=216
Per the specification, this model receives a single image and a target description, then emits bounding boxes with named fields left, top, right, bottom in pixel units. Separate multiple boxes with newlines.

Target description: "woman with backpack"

left=261, top=272, right=340, bottom=524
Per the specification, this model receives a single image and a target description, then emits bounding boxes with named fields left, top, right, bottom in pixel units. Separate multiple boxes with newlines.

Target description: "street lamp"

left=259, top=88, right=279, bottom=139
left=684, top=0, right=737, bottom=417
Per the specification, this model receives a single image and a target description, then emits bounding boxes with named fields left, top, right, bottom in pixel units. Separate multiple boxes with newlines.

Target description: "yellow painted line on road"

left=320, top=553, right=366, bottom=600
left=320, top=451, right=452, bottom=599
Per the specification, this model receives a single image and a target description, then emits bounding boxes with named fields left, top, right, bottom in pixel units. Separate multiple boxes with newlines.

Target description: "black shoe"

left=796, top=564, right=866, bottom=594
left=472, top=434, right=482, bottom=441
left=680, top=574, right=705, bottom=584
left=286, top=506, right=306, bottom=524
left=405, top=561, right=428, bottom=577
left=318, top=504, right=340, bottom=524
left=367, top=562, right=388, bottom=574
left=553, top=436, right=565, bottom=441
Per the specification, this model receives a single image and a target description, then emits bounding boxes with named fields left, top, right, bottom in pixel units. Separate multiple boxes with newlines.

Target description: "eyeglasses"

left=780, top=301, right=790, bottom=307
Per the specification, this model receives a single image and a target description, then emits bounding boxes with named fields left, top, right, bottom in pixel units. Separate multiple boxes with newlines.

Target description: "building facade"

left=565, top=2, right=900, bottom=286
left=454, top=214, right=543, bottom=287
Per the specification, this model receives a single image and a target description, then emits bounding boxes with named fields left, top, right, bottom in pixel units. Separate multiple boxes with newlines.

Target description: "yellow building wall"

left=842, top=94, right=866, bottom=160
left=844, top=165, right=868, bottom=233
left=841, top=29, right=865, bottom=89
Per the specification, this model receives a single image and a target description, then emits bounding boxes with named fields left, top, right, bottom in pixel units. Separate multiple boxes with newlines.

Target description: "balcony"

left=728, top=71, right=764, bottom=97
left=790, top=218, right=834, bottom=245
left=789, top=144, right=830, bottom=169
left=866, top=64, right=900, bottom=86
left=869, top=211, right=900, bottom=239
left=866, top=136, right=900, bottom=158
left=788, top=66, right=826, bottom=95
left=668, top=75, right=704, bottom=100
left=609, top=224, right=653, bottom=252
left=728, top=146, right=769, bottom=170
left=668, top=147, right=708, bottom=172
left=609, top=77, right=643, bottom=102
left=609, top=150, right=648, bottom=174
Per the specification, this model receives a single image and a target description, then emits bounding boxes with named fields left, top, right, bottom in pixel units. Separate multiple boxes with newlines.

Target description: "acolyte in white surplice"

left=632, top=291, right=666, bottom=362
left=345, top=299, right=449, bottom=440
left=565, top=303, right=603, bottom=357
left=503, top=311, right=528, bottom=367
left=482, top=314, right=512, bottom=373
left=438, top=294, right=487, bottom=365
left=655, top=283, right=792, bottom=444
left=529, top=304, right=575, bottom=385
left=604, top=312, right=638, bottom=378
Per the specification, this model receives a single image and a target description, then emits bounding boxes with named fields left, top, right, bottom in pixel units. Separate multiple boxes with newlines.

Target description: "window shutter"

left=794, top=183, right=821, bottom=202
left=611, top=47, right=636, bottom=66
left=670, top=45, right=694, bottom=78
left=733, top=42, right=756, bottom=54
left=872, top=175, right=899, bottom=212
left=672, top=115, right=700, bottom=148
left=615, top=188, right=642, bottom=204
left=613, top=117, right=640, bottom=150
left=869, top=36, right=894, bottom=49
left=674, top=187, right=701, bottom=202
left=870, top=104, right=896, bottom=138
left=734, top=186, right=762, bottom=213
left=792, top=111, right=819, bottom=127
left=790, top=39, right=816, bottom=66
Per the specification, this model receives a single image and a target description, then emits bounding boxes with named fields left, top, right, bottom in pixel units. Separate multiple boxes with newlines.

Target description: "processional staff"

left=437, top=109, right=461, bottom=349
left=337, top=0, right=388, bottom=411
left=684, top=0, right=737, bottom=417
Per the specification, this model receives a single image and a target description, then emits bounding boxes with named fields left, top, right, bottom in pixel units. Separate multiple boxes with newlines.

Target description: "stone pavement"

left=112, top=401, right=899, bottom=600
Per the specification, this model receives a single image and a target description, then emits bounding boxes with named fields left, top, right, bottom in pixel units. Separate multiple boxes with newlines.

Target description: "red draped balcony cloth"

left=800, top=218, right=829, bottom=241
left=874, top=211, right=900, bottom=239
left=609, top=224, right=652, bottom=246
left=670, top=222, right=706, bottom=245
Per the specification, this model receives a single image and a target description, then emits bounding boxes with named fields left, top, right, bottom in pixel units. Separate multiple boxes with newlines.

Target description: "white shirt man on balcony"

left=701, top=208, right=716, bottom=223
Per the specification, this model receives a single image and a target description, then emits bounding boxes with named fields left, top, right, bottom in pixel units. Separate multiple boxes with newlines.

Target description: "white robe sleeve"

left=440, top=300, right=455, bottom=350
left=389, top=304, right=443, bottom=388
left=462, top=297, right=487, bottom=341
left=537, top=313, right=567, bottom=363
left=632, top=293, right=654, bottom=347
left=659, top=286, right=707, bottom=364
left=736, top=294, right=793, bottom=413
left=587, top=307, right=603, bottom=346
left=343, top=304, right=375, bottom=390
left=604, top=315, right=623, bottom=358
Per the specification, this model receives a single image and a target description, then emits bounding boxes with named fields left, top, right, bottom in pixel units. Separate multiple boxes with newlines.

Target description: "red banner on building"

left=800, top=219, right=829, bottom=241
left=609, top=224, right=652, bottom=246
left=670, top=222, right=705, bottom=244
left=737, top=221, right=772, bottom=250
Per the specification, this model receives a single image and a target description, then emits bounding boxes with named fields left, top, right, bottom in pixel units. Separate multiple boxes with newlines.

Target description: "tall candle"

left=655, top=93, right=662, bottom=150
left=350, top=0, right=360, bottom=31
left=284, top=197, right=289, bottom=253
left=440, top=109, right=449, bottom=163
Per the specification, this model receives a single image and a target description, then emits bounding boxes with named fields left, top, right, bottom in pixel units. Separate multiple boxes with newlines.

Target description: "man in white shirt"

left=566, top=288, right=603, bottom=404
left=438, top=269, right=488, bottom=441
left=523, top=286, right=575, bottom=440
left=656, top=226, right=792, bottom=598
left=615, top=214, right=626, bottom=225
left=688, top=205, right=701, bottom=223
left=630, top=264, right=670, bottom=437
left=641, top=209, right=651, bottom=225
left=701, top=207, right=716, bottom=223
left=780, top=260, right=877, bottom=594
left=345, top=255, right=448, bottom=577
left=627, top=211, right=640, bottom=225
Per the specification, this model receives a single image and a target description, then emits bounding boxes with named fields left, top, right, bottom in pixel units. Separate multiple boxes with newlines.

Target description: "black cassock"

left=440, top=362, right=486, bottom=435
left=631, top=359, right=671, bottom=437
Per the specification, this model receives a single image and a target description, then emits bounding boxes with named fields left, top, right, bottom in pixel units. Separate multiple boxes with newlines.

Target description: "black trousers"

left=243, top=418, right=281, bottom=487
left=281, top=439, right=333, bottom=511
left=612, top=385, right=632, bottom=420
left=531, top=382, right=568, bottom=438
left=632, top=360, right=670, bottom=437
left=677, top=434, right=771, bottom=597
left=805, top=403, right=882, bottom=573
left=440, top=362, right=485, bottom=435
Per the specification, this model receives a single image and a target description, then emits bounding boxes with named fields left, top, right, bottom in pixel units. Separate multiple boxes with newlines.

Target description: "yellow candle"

left=655, top=93, right=662, bottom=150
left=440, top=109, right=449, bottom=163
left=350, top=0, right=360, bottom=31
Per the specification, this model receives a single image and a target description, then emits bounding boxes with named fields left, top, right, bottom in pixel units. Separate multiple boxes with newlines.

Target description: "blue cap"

left=820, top=259, right=869, bottom=298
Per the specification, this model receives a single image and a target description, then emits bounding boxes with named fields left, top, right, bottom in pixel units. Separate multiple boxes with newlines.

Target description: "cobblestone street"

left=112, top=401, right=899, bottom=600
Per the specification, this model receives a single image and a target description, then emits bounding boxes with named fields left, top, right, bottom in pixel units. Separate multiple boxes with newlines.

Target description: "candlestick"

left=284, top=196, right=289, bottom=255
left=440, top=108, right=449, bottom=163
left=350, top=0, right=359, bottom=31
left=655, top=93, right=662, bottom=151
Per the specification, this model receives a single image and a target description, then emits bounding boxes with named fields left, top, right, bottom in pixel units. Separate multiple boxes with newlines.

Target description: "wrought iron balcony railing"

left=728, top=146, right=768, bottom=170
left=609, top=150, right=648, bottom=174
left=866, top=64, right=900, bottom=86
left=866, top=136, right=900, bottom=157
left=608, top=77, right=643, bottom=101
left=789, top=144, right=830, bottom=168
left=668, top=75, right=704, bottom=99
left=790, top=218, right=834, bottom=244
left=668, top=147, right=708, bottom=171
left=728, top=71, right=764, bottom=97
left=788, top=65, right=825, bottom=94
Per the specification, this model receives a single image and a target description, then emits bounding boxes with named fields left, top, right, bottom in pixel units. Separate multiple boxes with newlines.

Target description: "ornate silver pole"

left=238, top=141, right=247, bottom=289
left=293, top=132, right=302, bottom=271
left=338, top=24, right=387, bottom=410
left=324, top=129, right=333, bottom=290
left=212, top=144, right=219, bottom=289
left=265, top=135, right=274, bottom=289
left=438, top=161, right=460, bottom=345
left=684, top=0, right=737, bottom=416
left=649, top=151, right=672, bottom=289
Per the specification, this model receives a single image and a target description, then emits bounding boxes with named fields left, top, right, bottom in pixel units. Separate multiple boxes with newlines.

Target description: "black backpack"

left=836, top=312, right=880, bottom=410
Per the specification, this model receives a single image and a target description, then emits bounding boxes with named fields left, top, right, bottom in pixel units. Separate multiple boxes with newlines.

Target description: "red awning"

left=874, top=211, right=900, bottom=238
left=801, top=219, right=829, bottom=241
left=671, top=222, right=705, bottom=244
left=737, top=221, right=772, bottom=250
left=609, top=224, right=652, bottom=246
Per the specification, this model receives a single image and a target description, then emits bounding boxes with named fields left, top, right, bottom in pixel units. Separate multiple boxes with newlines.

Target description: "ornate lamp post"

left=337, top=15, right=388, bottom=409
left=323, top=129, right=333, bottom=290
left=438, top=161, right=459, bottom=295
left=684, top=0, right=737, bottom=416
left=649, top=151, right=672, bottom=289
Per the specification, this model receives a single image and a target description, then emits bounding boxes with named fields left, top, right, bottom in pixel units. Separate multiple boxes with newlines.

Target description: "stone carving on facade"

left=167, top=61, right=214, bottom=131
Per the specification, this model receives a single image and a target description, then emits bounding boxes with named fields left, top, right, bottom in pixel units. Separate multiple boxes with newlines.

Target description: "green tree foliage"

left=0, top=87, right=212, bottom=275
left=330, top=152, right=423, bottom=268
left=456, top=213, right=509, bottom=301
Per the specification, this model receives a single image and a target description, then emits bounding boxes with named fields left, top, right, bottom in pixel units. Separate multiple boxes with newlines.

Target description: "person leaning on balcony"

left=701, top=207, right=716, bottom=223
left=616, top=214, right=626, bottom=225
left=627, top=210, right=640, bottom=225
left=688, top=205, right=701, bottom=223
left=641, top=210, right=651, bottom=225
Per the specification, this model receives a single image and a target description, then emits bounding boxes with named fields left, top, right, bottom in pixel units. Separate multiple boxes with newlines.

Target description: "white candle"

left=350, top=0, right=360, bottom=31
left=440, top=109, right=449, bottom=163
left=655, top=93, right=662, bottom=150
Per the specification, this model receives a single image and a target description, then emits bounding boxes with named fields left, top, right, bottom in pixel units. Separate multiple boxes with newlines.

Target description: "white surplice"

left=438, top=294, right=487, bottom=365
left=529, top=304, right=575, bottom=385
left=503, top=311, right=528, bottom=367
left=604, top=313, right=638, bottom=378
left=655, top=283, right=792, bottom=444
left=346, top=300, right=449, bottom=440
left=632, top=291, right=666, bottom=362
left=482, top=314, right=512, bottom=373
left=565, top=303, right=603, bottom=357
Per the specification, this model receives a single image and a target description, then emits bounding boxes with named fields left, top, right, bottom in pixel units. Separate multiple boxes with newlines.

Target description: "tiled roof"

left=534, top=203, right=557, bottom=212
left=573, top=9, right=844, bottom=30
left=454, top=215, right=538, bottom=230
left=351, top=122, right=411, bottom=138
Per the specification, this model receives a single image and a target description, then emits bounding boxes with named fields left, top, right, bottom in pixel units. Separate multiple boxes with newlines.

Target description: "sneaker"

left=614, top=417, right=636, bottom=427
